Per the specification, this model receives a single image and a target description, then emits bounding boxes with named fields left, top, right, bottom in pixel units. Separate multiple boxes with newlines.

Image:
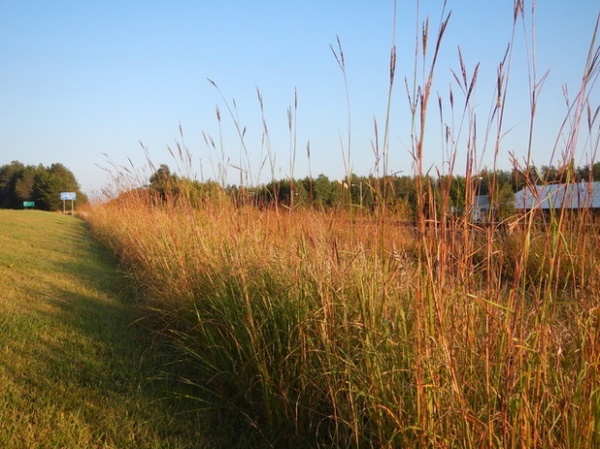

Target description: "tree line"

left=0, top=161, right=88, bottom=211
left=144, top=161, right=600, bottom=221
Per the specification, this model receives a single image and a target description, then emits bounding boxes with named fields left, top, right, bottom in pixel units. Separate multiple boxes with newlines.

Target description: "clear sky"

left=1, top=1, right=599, bottom=195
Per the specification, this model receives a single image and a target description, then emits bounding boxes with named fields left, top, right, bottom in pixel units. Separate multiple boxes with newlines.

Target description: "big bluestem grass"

left=87, top=2, right=600, bottom=448
left=88, top=197, right=420, bottom=446
left=87, top=186, right=600, bottom=448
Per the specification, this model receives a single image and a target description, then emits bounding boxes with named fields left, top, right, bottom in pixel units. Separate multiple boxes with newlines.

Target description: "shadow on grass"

left=0, top=217, right=223, bottom=448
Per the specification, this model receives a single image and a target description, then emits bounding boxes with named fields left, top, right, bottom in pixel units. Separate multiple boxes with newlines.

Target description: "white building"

left=514, top=182, right=600, bottom=211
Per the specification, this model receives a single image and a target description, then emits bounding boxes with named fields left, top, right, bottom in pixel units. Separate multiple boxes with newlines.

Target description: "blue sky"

left=1, top=1, right=599, bottom=195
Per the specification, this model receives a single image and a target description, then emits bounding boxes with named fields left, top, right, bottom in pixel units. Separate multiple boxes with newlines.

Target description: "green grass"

left=0, top=210, right=216, bottom=449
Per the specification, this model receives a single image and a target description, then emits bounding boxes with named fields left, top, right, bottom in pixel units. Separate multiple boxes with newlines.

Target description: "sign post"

left=60, top=192, right=76, bottom=214
left=23, top=201, right=35, bottom=209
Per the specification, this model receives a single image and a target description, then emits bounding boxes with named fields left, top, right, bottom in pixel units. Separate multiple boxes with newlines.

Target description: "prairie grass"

left=86, top=2, right=600, bottom=448
left=86, top=188, right=600, bottom=448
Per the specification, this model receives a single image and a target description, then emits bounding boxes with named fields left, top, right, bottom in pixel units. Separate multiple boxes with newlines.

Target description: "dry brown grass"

left=85, top=2, right=600, bottom=447
left=86, top=187, right=600, bottom=447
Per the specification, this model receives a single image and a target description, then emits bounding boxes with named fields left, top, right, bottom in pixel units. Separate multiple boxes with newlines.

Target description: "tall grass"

left=87, top=197, right=600, bottom=447
left=87, top=2, right=600, bottom=447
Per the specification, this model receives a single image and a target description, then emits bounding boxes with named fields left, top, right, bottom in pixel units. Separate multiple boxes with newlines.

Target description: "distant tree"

left=14, top=165, right=37, bottom=202
left=33, top=168, right=59, bottom=210
left=591, top=162, right=600, bottom=181
left=494, top=169, right=514, bottom=188
left=577, top=162, right=600, bottom=182
left=437, top=174, right=466, bottom=215
left=37, top=163, right=85, bottom=211
left=296, top=181, right=309, bottom=207
left=273, top=179, right=292, bottom=207
left=0, top=161, right=25, bottom=208
left=149, top=164, right=179, bottom=200
left=149, top=164, right=174, bottom=187
left=312, top=174, right=341, bottom=209
left=0, top=161, right=86, bottom=211
left=390, top=175, right=417, bottom=219
left=347, top=175, right=374, bottom=212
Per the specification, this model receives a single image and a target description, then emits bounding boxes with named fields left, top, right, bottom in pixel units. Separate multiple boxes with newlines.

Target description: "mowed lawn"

left=0, top=210, right=214, bottom=449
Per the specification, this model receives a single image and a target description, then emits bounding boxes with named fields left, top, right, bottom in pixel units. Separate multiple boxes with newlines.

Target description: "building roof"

left=514, top=181, right=600, bottom=210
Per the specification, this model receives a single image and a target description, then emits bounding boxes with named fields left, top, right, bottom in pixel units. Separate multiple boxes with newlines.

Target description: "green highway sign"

left=23, top=201, right=35, bottom=208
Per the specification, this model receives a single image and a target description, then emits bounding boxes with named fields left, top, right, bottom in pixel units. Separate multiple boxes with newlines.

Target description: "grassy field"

left=82, top=5, right=600, bottom=445
left=0, top=210, right=216, bottom=449
left=8, top=3, right=595, bottom=447
left=86, top=192, right=600, bottom=448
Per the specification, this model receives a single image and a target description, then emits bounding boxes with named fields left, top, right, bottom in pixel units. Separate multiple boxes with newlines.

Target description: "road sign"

left=23, top=201, right=35, bottom=208
left=60, top=192, right=76, bottom=201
